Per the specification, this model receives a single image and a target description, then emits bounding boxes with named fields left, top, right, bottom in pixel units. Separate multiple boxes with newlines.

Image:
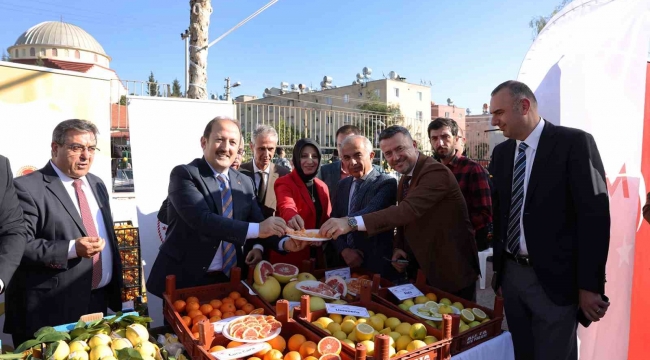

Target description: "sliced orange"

left=318, top=336, right=342, bottom=355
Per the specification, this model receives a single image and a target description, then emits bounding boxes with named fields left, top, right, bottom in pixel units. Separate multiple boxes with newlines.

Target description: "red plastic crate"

left=371, top=270, right=504, bottom=355
left=294, top=282, right=453, bottom=360
left=162, top=268, right=276, bottom=359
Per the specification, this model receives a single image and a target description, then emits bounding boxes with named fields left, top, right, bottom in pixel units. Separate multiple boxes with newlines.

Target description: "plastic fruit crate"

left=193, top=300, right=366, bottom=360
left=294, top=282, right=453, bottom=360
left=371, top=270, right=504, bottom=355
left=162, top=268, right=276, bottom=359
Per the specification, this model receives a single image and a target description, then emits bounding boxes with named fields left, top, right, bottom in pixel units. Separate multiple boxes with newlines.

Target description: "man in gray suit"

left=326, top=136, right=397, bottom=278
left=240, top=125, right=290, bottom=219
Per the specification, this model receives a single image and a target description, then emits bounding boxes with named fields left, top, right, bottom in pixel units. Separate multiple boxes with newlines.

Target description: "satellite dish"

left=447, top=98, right=454, bottom=106
left=320, top=80, right=327, bottom=88
left=323, top=76, right=333, bottom=84
left=388, top=71, right=397, bottom=80
left=219, top=95, right=225, bottom=100
left=280, top=82, right=289, bottom=89
left=356, top=73, right=363, bottom=80
left=211, top=94, right=217, bottom=100
left=299, top=84, right=305, bottom=90
left=291, top=84, right=297, bottom=90
left=262, top=93, right=267, bottom=98
left=264, top=88, right=272, bottom=94
left=363, top=67, right=372, bottom=76
left=352, top=81, right=358, bottom=85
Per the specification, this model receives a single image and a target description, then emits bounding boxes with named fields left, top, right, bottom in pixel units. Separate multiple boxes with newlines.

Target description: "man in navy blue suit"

left=325, top=135, right=397, bottom=278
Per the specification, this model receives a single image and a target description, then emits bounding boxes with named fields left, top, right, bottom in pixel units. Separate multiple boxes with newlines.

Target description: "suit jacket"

left=331, top=168, right=397, bottom=277
left=146, top=158, right=281, bottom=297
left=274, top=170, right=331, bottom=267
left=0, top=155, right=27, bottom=293
left=239, top=162, right=290, bottom=218
left=490, top=121, right=610, bottom=305
left=318, top=161, right=381, bottom=204
left=7, top=162, right=122, bottom=335
left=362, top=153, right=480, bottom=293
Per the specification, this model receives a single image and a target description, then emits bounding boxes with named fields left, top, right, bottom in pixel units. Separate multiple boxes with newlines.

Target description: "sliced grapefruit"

left=254, top=260, right=274, bottom=285
left=319, top=355, right=341, bottom=360
left=233, top=326, right=246, bottom=339
left=325, top=276, right=347, bottom=297
left=242, top=328, right=259, bottom=340
left=272, top=263, right=299, bottom=284
left=318, top=336, right=342, bottom=355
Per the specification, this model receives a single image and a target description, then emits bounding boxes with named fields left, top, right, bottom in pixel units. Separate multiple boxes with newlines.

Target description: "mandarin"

left=254, top=343, right=273, bottom=357
left=210, top=299, right=223, bottom=309
left=186, top=302, right=200, bottom=312
left=242, top=303, right=255, bottom=314
left=173, top=300, right=186, bottom=313
left=235, top=297, right=248, bottom=309
left=192, top=332, right=199, bottom=338
left=209, top=316, right=221, bottom=322
left=199, top=304, right=214, bottom=316
left=227, top=341, right=244, bottom=348
left=267, top=336, right=287, bottom=352
left=288, top=334, right=307, bottom=352
left=186, top=296, right=199, bottom=304
left=299, top=341, right=318, bottom=358
left=220, top=303, right=236, bottom=313
left=181, top=316, right=192, bottom=327
left=284, top=351, right=301, bottom=360
left=263, top=349, right=284, bottom=360
left=187, top=309, right=202, bottom=319
left=192, top=315, right=207, bottom=326
left=229, top=291, right=242, bottom=300
left=235, top=310, right=246, bottom=316
left=222, top=297, right=234, bottom=304
left=209, top=309, right=223, bottom=318
left=191, top=323, right=199, bottom=333
left=222, top=311, right=235, bottom=319
left=210, top=346, right=226, bottom=352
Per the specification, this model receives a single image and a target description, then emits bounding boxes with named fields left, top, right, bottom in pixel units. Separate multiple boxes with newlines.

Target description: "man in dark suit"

left=330, top=136, right=397, bottom=278
left=146, top=118, right=306, bottom=297
left=321, top=126, right=480, bottom=301
left=239, top=125, right=290, bottom=219
left=0, top=155, right=27, bottom=295
left=489, top=80, right=610, bottom=360
left=7, top=120, right=122, bottom=345
left=318, top=125, right=363, bottom=203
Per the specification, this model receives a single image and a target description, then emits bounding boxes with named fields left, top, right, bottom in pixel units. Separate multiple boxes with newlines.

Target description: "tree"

left=171, top=78, right=183, bottom=97
left=357, top=91, right=402, bottom=141
left=529, top=0, right=571, bottom=39
left=147, top=71, right=160, bottom=96
left=276, top=119, right=300, bottom=149
left=1, top=51, right=8, bottom=61
left=188, top=0, right=212, bottom=99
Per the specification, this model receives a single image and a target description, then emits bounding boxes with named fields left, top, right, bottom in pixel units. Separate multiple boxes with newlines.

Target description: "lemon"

left=343, top=315, right=357, bottom=322
left=317, top=317, right=334, bottom=328
left=472, top=308, right=487, bottom=321
left=380, top=327, right=392, bottom=335
left=51, top=341, right=70, bottom=360
left=414, top=296, right=428, bottom=305
left=398, top=304, right=410, bottom=311
left=386, top=336, right=395, bottom=348
left=375, top=313, right=387, bottom=322
left=468, top=321, right=481, bottom=328
left=395, top=322, right=412, bottom=336
left=423, top=336, right=438, bottom=345
left=439, top=298, right=452, bottom=306
left=438, top=305, right=453, bottom=315
left=388, top=347, right=396, bottom=358
left=111, top=338, right=133, bottom=352
left=360, top=340, right=375, bottom=356
left=323, top=329, right=332, bottom=335
left=137, top=341, right=157, bottom=358
left=89, top=345, right=113, bottom=360
left=424, top=301, right=438, bottom=309
left=333, top=331, right=347, bottom=341
left=356, top=318, right=367, bottom=325
left=397, top=350, right=409, bottom=357
left=460, top=309, right=475, bottom=323
left=368, top=316, right=384, bottom=331
left=402, top=300, right=415, bottom=307
left=459, top=324, right=470, bottom=333
left=342, top=339, right=355, bottom=347
left=329, top=314, right=343, bottom=324
left=69, top=351, right=89, bottom=360
left=409, top=323, right=427, bottom=340
left=385, top=317, right=401, bottom=331
left=482, top=318, right=491, bottom=323
left=368, top=311, right=376, bottom=316
left=327, top=322, right=342, bottom=334
left=406, top=340, right=427, bottom=352
left=126, top=323, right=149, bottom=347
left=88, top=334, right=112, bottom=349
left=395, top=335, right=412, bottom=351
left=389, top=332, right=401, bottom=343
left=347, top=331, right=357, bottom=342
left=452, top=302, right=464, bottom=310
left=355, top=323, right=375, bottom=342
left=69, top=341, right=90, bottom=353
left=312, top=322, right=324, bottom=329
left=341, top=320, right=356, bottom=334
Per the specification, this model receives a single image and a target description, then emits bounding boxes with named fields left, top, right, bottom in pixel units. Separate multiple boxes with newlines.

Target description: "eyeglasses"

left=62, top=143, right=100, bottom=154
left=237, top=149, right=245, bottom=155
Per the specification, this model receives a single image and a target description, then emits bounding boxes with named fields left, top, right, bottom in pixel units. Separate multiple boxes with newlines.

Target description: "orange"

left=186, top=302, right=200, bottom=313
left=250, top=308, right=265, bottom=315
left=227, top=341, right=244, bottom=348
left=187, top=309, right=202, bottom=319
left=318, top=336, right=341, bottom=355
left=209, top=309, right=223, bottom=318
left=186, top=296, right=199, bottom=304
left=192, top=314, right=208, bottom=326
left=426, top=293, right=438, bottom=301
left=235, top=297, right=248, bottom=309
left=299, top=341, right=318, bottom=359
left=173, top=300, right=186, bottom=313
left=254, top=343, right=273, bottom=357
left=181, top=316, right=192, bottom=327
left=209, top=316, right=222, bottom=322
left=304, top=357, right=318, bottom=360
left=319, top=355, right=341, bottom=360
left=263, top=349, right=284, bottom=360
left=284, top=351, right=301, bottom=360
left=200, top=304, right=214, bottom=316
left=250, top=358, right=262, bottom=360
left=210, top=299, right=223, bottom=309
left=220, top=303, right=236, bottom=313
left=222, top=297, right=234, bottom=304
left=210, top=345, right=226, bottom=352
left=222, top=311, right=235, bottom=319
left=288, top=334, right=307, bottom=352
left=235, top=310, right=246, bottom=316
left=192, top=332, right=199, bottom=338
left=242, top=303, right=255, bottom=314
left=267, top=336, right=286, bottom=352
left=229, top=291, right=242, bottom=300
left=191, top=323, right=199, bottom=333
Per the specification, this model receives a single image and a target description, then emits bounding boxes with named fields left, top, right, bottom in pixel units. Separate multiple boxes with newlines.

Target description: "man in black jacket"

left=0, top=155, right=26, bottom=295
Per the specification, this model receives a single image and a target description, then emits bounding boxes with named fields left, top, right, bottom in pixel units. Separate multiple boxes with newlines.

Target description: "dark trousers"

left=451, top=281, right=477, bottom=302
left=502, top=258, right=578, bottom=360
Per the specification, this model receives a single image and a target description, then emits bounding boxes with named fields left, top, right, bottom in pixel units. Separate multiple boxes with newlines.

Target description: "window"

left=40, top=48, right=45, bottom=56
left=29, top=48, right=35, bottom=56
left=287, top=100, right=294, bottom=107
left=416, top=111, right=423, bottom=121
left=394, top=88, right=399, bottom=97
left=374, top=89, right=380, bottom=97
left=326, top=116, right=332, bottom=124
left=343, top=94, right=349, bottom=103
left=445, top=112, right=450, bottom=118
left=75, top=50, right=80, bottom=59
left=417, top=92, right=423, bottom=101
left=21, top=49, right=26, bottom=57
left=52, top=48, right=58, bottom=57
left=326, top=97, right=333, bottom=105
left=14, top=49, right=18, bottom=58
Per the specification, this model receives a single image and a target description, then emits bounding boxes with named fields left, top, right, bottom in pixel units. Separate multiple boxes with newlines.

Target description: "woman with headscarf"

left=273, top=139, right=331, bottom=267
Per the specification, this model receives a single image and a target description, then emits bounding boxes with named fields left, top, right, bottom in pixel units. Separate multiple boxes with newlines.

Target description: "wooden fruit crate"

left=294, top=282, right=453, bottom=360
left=162, top=268, right=276, bottom=359
left=371, top=270, right=504, bottom=355
left=193, top=300, right=366, bottom=360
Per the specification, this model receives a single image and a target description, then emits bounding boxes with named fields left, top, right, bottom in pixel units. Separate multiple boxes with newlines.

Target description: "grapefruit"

left=319, top=355, right=341, bottom=360
left=297, top=272, right=317, bottom=282
left=310, top=296, right=326, bottom=311
left=324, top=276, right=347, bottom=297
left=272, top=263, right=299, bottom=284
left=253, top=276, right=282, bottom=303
left=318, top=336, right=342, bottom=355
left=282, top=280, right=304, bottom=301
left=254, top=261, right=274, bottom=285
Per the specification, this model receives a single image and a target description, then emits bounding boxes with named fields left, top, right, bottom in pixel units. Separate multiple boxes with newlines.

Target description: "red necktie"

left=401, top=175, right=412, bottom=200
left=73, top=179, right=102, bottom=289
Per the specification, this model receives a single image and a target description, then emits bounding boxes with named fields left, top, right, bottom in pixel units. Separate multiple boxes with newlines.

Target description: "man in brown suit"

left=321, top=126, right=480, bottom=300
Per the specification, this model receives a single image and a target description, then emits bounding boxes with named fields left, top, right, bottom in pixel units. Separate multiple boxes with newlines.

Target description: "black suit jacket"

left=6, top=162, right=122, bottom=335
left=0, top=155, right=27, bottom=294
left=490, top=121, right=610, bottom=305
left=331, top=169, right=397, bottom=277
left=146, top=158, right=281, bottom=297
left=239, top=162, right=290, bottom=218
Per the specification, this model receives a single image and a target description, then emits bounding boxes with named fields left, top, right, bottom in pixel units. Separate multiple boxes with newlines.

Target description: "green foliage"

left=529, top=0, right=571, bottom=39
left=276, top=120, right=299, bottom=151
left=172, top=78, right=183, bottom=97
left=147, top=71, right=160, bottom=96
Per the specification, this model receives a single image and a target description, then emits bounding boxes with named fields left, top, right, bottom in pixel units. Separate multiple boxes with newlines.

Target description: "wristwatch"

left=347, top=217, right=358, bottom=230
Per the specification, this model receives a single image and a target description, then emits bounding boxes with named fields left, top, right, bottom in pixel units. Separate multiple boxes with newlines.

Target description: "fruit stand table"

left=450, top=332, right=514, bottom=360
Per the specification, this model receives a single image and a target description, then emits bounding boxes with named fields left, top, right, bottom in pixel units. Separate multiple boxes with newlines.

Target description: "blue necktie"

left=217, top=174, right=237, bottom=276
left=346, top=179, right=364, bottom=248
left=507, top=142, right=529, bottom=255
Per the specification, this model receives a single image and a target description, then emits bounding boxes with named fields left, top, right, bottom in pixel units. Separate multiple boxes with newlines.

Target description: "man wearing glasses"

left=5, top=119, right=122, bottom=345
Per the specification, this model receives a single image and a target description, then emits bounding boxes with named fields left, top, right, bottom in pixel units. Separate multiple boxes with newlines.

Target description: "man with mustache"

left=320, top=126, right=480, bottom=300
left=7, top=119, right=123, bottom=345
left=429, top=118, right=492, bottom=251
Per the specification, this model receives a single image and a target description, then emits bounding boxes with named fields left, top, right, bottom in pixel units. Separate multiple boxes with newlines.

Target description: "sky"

left=0, top=0, right=565, bottom=113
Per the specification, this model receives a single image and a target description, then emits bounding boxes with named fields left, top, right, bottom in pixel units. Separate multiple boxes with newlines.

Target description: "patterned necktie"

left=257, top=171, right=267, bottom=204
left=346, top=178, right=364, bottom=248
left=217, top=174, right=236, bottom=276
left=72, top=179, right=102, bottom=289
left=507, top=142, right=529, bottom=255
left=401, top=175, right=412, bottom=200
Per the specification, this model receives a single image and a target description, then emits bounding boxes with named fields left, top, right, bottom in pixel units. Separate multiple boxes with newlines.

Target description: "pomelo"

left=282, top=280, right=303, bottom=301
left=325, top=275, right=347, bottom=297
left=310, top=296, right=326, bottom=311
left=471, top=308, right=487, bottom=321
left=297, top=272, right=317, bottom=282
left=254, top=261, right=274, bottom=285
left=272, top=263, right=299, bottom=284
left=253, top=276, right=282, bottom=302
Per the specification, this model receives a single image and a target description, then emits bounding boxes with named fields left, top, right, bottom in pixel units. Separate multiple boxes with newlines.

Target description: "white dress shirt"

left=51, top=161, right=113, bottom=288
left=252, top=161, right=270, bottom=195
left=513, top=118, right=545, bottom=256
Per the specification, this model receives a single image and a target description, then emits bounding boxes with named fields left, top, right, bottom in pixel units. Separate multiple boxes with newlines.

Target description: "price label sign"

left=325, top=304, right=370, bottom=318
left=325, top=267, right=351, bottom=281
left=388, top=284, right=424, bottom=301
left=213, top=343, right=270, bottom=360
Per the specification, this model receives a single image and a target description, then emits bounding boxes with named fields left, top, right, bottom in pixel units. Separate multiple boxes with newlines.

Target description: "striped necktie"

left=507, top=142, right=529, bottom=255
left=217, top=174, right=236, bottom=276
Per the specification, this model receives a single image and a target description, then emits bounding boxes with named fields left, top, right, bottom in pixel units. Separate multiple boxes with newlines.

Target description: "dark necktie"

left=257, top=171, right=267, bottom=204
left=507, top=142, right=529, bottom=255
left=401, top=175, right=412, bottom=200
left=72, top=179, right=102, bottom=289
left=217, top=174, right=236, bottom=276
left=346, top=178, right=364, bottom=248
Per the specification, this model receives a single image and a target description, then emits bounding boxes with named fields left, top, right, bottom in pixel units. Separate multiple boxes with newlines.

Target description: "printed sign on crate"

left=325, top=304, right=370, bottom=318
left=325, top=267, right=351, bottom=281
left=388, top=284, right=424, bottom=301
